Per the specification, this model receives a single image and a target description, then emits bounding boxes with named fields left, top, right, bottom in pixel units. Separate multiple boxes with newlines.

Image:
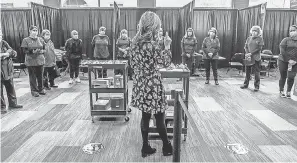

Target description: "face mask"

left=31, top=31, right=38, bottom=38
left=122, top=34, right=127, bottom=38
left=44, top=35, right=50, bottom=40
left=187, top=32, right=192, bottom=36
left=99, top=31, right=105, bottom=35
left=72, top=35, right=78, bottom=39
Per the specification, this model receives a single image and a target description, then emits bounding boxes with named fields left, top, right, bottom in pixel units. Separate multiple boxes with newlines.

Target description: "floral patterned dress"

left=130, top=40, right=171, bottom=114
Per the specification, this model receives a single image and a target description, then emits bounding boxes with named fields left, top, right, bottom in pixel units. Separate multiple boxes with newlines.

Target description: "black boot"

left=141, top=143, right=156, bottom=158
left=141, top=130, right=156, bottom=157
left=162, top=141, right=173, bottom=156
left=205, top=80, right=209, bottom=84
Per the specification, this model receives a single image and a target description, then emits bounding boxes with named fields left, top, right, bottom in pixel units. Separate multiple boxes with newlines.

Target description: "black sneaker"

left=45, top=87, right=51, bottom=90
left=39, top=90, right=46, bottom=95
left=9, top=104, right=23, bottom=109
left=215, top=80, right=219, bottom=85
left=1, top=108, right=7, bottom=114
left=280, top=91, right=286, bottom=98
left=286, top=92, right=291, bottom=99
left=254, top=87, right=259, bottom=92
left=50, top=85, right=58, bottom=88
left=205, top=80, right=210, bottom=84
left=240, top=85, right=248, bottom=89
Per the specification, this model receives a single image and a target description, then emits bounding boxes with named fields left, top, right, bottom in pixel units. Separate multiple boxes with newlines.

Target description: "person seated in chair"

left=1, top=30, right=23, bottom=114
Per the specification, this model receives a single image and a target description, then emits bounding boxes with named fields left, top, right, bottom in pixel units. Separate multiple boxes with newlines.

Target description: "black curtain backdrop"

left=1, top=9, right=32, bottom=62
left=31, top=3, right=61, bottom=48
left=156, top=9, right=180, bottom=64
left=1, top=5, right=297, bottom=67
left=237, top=4, right=263, bottom=53
left=213, top=9, right=238, bottom=66
left=193, top=10, right=213, bottom=54
left=178, top=1, right=195, bottom=60
left=263, top=10, right=297, bottom=55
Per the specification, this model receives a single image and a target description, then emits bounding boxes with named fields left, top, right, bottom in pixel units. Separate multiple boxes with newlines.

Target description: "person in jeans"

left=41, top=29, right=58, bottom=89
left=21, top=26, right=46, bottom=97
left=65, top=30, right=82, bottom=84
left=1, top=31, right=23, bottom=114
left=130, top=11, right=172, bottom=158
left=240, top=26, right=264, bottom=92
left=116, top=29, right=132, bottom=79
left=91, top=26, right=110, bottom=78
left=278, top=25, right=297, bottom=98
left=202, top=27, right=221, bottom=85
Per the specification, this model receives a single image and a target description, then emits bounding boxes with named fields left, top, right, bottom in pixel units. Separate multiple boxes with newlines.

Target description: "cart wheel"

left=125, top=117, right=130, bottom=122
left=183, top=134, right=187, bottom=141
left=128, top=108, right=132, bottom=113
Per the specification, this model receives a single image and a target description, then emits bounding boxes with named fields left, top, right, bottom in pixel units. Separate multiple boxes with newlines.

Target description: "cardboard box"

left=94, top=99, right=111, bottom=110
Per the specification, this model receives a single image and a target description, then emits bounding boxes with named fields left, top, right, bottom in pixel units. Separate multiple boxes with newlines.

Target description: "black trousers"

left=244, top=60, right=261, bottom=88
left=141, top=111, right=169, bottom=145
left=204, top=59, right=218, bottom=80
left=43, top=66, right=56, bottom=87
left=27, top=66, right=44, bottom=94
left=69, top=59, right=80, bottom=79
left=1, top=78, right=17, bottom=108
left=279, top=60, right=297, bottom=92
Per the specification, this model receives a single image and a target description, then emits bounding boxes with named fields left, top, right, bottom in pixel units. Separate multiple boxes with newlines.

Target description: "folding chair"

left=226, top=53, right=245, bottom=75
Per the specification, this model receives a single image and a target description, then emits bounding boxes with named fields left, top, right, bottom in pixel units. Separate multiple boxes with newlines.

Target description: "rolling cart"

left=148, top=68, right=190, bottom=141
left=81, top=60, right=132, bottom=123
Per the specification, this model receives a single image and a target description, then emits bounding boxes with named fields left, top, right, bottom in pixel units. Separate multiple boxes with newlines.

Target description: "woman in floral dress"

left=130, top=11, right=172, bottom=158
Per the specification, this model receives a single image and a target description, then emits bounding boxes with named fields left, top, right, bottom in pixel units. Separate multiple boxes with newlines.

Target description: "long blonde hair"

left=133, top=11, right=161, bottom=44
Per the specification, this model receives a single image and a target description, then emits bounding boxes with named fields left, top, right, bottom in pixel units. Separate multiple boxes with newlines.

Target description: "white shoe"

left=75, top=77, right=81, bottom=83
left=69, top=79, right=74, bottom=84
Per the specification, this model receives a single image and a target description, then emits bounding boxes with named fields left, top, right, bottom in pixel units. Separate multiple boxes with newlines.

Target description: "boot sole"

left=141, top=150, right=156, bottom=158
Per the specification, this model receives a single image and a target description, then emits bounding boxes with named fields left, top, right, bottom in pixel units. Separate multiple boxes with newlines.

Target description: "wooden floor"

left=1, top=69, right=297, bottom=162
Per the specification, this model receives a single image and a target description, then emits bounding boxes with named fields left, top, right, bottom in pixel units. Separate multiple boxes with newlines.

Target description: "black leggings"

left=279, top=60, right=297, bottom=92
left=141, top=111, right=169, bottom=145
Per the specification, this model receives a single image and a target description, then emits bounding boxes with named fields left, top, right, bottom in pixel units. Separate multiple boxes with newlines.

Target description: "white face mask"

left=31, top=31, right=38, bottom=38
left=44, top=34, right=50, bottom=40
left=187, top=32, right=192, bottom=36
left=99, top=31, right=105, bottom=35
left=72, top=35, right=78, bottom=39
left=122, top=34, right=127, bottom=38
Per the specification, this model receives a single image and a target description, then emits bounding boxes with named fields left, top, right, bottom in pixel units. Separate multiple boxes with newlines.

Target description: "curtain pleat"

left=237, top=5, right=262, bottom=53
left=1, top=9, right=32, bottom=62
left=263, top=10, right=297, bottom=55
left=31, top=3, right=61, bottom=49
left=213, top=10, right=237, bottom=66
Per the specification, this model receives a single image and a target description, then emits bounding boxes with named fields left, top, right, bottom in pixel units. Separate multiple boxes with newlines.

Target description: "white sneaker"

left=69, top=78, right=74, bottom=84
left=75, top=77, right=81, bottom=83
